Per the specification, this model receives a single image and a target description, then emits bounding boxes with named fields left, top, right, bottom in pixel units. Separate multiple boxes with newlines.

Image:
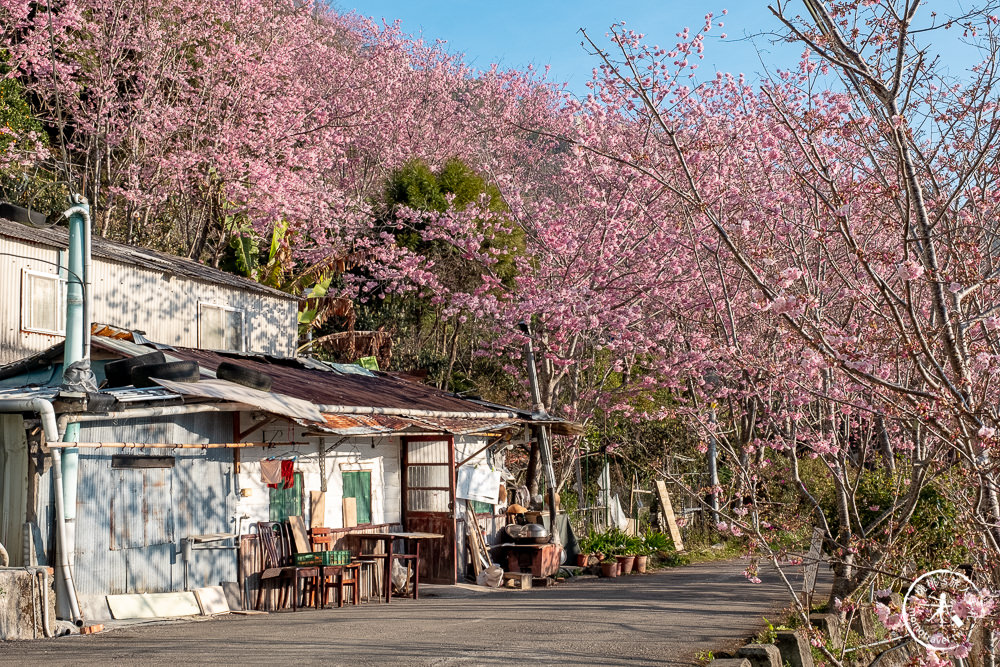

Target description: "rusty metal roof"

left=0, top=217, right=296, bottom=301
left=151, top=344, right=503, bottom=414
left=304, top=413, right=518, bottom=436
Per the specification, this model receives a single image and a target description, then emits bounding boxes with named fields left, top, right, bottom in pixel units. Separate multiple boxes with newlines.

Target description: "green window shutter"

left=469, top=500, right=493, bottom=514
left=342, top=471, right=372, bottom=524
left=269, top=472, right=302, bottom=522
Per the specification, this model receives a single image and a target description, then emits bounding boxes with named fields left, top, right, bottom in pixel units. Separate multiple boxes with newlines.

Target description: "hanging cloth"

left=260, top=459, right=282, bottom=486
left=280, top=459, right=295, bottom=489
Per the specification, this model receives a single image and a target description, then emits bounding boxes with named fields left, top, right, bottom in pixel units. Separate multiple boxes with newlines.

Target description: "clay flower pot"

left=635, top=555, right=648, bottom=573
left=600, top=561, right=618, bottom=578
left=576, top=553, right=590, bottom=567
left=616, top=555, right=636, bottom=575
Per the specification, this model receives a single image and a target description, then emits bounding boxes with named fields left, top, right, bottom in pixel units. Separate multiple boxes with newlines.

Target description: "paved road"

left=0, top=560, right=804, bottom=666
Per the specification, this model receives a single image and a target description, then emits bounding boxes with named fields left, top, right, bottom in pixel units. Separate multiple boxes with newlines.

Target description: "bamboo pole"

left=45, top=441, right=306, bottom=449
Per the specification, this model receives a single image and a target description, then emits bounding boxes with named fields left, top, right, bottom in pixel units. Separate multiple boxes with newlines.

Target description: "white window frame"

left=197, top=302, right=246, bottom=352
left=21, top=269, right=66, bottom=335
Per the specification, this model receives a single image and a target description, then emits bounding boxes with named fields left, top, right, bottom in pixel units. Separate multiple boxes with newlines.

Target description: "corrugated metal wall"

left=36, top=414, right=238, bottom=601
left=0, top=235, right=65, bottom=361
left=0, top=235, right=297, bottom=363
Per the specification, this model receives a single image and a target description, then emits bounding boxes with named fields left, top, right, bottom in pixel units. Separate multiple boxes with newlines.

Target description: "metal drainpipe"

left=0, top=398, right=83, bottom=625
left=61, top=199, right=90, bottom=576
left=63, top=198, right=92, bottom=361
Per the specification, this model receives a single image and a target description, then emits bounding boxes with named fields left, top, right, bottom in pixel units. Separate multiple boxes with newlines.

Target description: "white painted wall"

left=234, top=417, right=402, bottom=530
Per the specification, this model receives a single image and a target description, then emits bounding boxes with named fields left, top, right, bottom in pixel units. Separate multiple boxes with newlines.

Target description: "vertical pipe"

left=61, top=200, right=89, bottom=572
left=62, top=201, right=86, bottom=369
left=0, top=399, right=83, bottom=624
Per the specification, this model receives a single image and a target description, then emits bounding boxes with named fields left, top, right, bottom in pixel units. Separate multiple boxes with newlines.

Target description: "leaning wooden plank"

left=467, top=505, right=491, bottom=568
left=655, top=480, right=685, bottom=552
left=465, top=511, right=483, bottom=577
left=342, top=497, right=358, bottom=528
left=467, top=506, right=488, bottom=575
left=194, top=586, right=231, bottom=616
left=106, top=592, right=201, bottom=619
left=288, top=515, right=311, bottom=554
left=310, top=491, right=326, bottom=529
left=802, top=526, right=824, bottom=595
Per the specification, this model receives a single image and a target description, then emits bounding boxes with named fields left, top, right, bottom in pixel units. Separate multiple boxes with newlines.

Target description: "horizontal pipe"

left=0, top=399, right=59, bottom=443
left=315, top=405, right=518, bottom=419
left=61, top=403, right=251, bottom=425
left=49, top=441, right=301, bottom=449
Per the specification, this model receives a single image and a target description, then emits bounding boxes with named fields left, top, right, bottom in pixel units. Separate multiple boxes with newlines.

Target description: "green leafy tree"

left=355, top=157, right=524, bottom=395
left=0, top=53, right=63, bottom=216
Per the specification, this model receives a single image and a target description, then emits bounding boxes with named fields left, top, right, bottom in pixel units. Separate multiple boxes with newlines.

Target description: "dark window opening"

left=112, top=455, right=175, bottom=469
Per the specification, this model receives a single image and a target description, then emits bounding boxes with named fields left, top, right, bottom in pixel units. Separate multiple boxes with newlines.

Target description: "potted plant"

left=615, top=553, right=635, bottom=575
left=599, top=555, right=618, bottom=578
left=635, top=533, right=653, bottom=573
left=610, top=529, right=635, bottom=574
left=624, top=534, right=647, bottom=573
left=640, top=530, right=671, bottom=572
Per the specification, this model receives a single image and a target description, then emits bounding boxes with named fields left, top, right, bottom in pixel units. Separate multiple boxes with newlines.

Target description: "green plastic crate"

left=293, top=552, right=322, bottom=566
left=321, top=550, right=351, bottom=565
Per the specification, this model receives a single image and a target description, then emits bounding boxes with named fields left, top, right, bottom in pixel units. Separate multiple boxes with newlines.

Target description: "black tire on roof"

left=216, top=361, right=272, bottom=392
left=131, top=361, right=200, bottom=388
left=103, top=351, right=167, bottom=388
left=0, top=202, right=47, bottom=226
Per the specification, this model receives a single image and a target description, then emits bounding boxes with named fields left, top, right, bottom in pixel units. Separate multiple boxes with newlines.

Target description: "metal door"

left=402, top=436, right=456, bottom=584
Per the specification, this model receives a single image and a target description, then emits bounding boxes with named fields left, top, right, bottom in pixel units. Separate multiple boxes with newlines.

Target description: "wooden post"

left=801, top=526, right=824, bottom=611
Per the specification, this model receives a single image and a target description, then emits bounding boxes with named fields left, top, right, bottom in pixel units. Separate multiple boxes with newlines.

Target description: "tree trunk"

left=526, top=438, right=541, bottom=501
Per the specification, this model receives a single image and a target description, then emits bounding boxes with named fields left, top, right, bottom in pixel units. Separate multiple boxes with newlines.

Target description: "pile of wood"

left=465, top=506, right=492, bottom=578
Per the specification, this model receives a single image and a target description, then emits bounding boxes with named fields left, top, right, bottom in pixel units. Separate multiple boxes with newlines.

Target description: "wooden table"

left=357, top=532, right=444, bottom=603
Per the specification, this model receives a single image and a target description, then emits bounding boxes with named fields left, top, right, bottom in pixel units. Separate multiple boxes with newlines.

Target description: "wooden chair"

left=308, top=527, right=360, bottom=608
left=359, top=539, right=420, bottom=601
left=254, top=521, right=321, bottom=611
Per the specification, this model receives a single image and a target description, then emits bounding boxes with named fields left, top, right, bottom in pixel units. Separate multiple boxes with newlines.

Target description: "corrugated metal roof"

left=155, top=345, right=506, bottom=413
left=305, top=413, right=517, bottom=436
left=153, top=377, right=325, bottom=423
left=1, top=337, right=524, bottom=433
left=0, top=217, right=296, bottom=301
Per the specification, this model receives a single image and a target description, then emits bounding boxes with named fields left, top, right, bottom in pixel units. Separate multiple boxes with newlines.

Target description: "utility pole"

left=519, top=321, right=560, bottom=544
left=708, top=405, right=720, bottom=525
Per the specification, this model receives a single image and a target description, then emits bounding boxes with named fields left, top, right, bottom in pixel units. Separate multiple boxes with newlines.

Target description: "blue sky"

left=341, top=2, right=985, bottom=97
left=341, top=2, right=798, bottom=96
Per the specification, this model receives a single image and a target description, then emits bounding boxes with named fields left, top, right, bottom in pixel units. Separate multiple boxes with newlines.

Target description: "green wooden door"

left=342, top=471, right=371, bottom=524
left=269, top=472, right=303, bottom=522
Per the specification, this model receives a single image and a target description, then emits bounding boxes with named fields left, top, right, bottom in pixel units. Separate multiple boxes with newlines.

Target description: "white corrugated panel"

left=1, top=234, right=297, bottom=363
left=90, top=259, right=296, bottom=356
left=0, top=236, right=65, bottom=363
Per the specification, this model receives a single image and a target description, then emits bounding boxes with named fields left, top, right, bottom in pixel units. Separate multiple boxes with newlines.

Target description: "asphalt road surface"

left=0, top=559, right=806, bottom=666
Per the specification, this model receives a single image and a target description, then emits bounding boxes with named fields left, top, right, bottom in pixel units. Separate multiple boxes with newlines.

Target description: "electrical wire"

left=0, top=251, right=87, bottom=306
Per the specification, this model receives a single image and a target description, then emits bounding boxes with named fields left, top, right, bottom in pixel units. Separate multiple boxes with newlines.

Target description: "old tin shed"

left=0, top=217, right=298, bottom=363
